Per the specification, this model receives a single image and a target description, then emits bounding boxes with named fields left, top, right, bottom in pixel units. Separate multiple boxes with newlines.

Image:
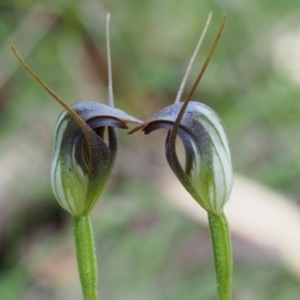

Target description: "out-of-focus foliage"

left=0, top=0, right=300, bottom=299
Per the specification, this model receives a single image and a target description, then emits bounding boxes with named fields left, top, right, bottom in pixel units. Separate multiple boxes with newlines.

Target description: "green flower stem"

left=208, top=212, right=232, bottom=300
left=73, top=215, right=98, bottom=300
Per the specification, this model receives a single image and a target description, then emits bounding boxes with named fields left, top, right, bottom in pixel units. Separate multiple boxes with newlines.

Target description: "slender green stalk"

left=208, top=212, right=232, bottom=300
left=73, top=215, right=98, bottom=300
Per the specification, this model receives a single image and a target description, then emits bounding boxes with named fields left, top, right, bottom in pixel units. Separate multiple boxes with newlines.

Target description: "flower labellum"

left=132, top=101, right=232, bottom=213
left=51, top=102, right=142, bottom=216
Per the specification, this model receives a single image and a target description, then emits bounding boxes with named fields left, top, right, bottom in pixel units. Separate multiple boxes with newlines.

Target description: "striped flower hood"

left=132, top=101, right=233, bottom=213
left=51, top=101, right=142, bottom=217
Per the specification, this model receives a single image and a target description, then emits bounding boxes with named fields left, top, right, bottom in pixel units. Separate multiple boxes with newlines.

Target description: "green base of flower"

left=208, top=212, right=232, bottom=300
left=74, top=215, right=98, bottom=300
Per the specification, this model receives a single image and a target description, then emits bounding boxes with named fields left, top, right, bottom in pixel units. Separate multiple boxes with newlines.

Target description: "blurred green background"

left=1, top=0, right=300, bottom=299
